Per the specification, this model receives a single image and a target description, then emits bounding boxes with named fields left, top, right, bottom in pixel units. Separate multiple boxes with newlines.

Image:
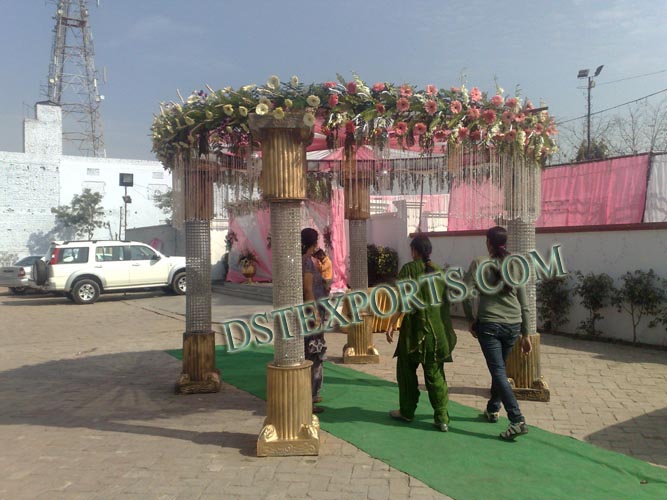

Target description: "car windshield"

left=14, top=256, right=42, bottom=266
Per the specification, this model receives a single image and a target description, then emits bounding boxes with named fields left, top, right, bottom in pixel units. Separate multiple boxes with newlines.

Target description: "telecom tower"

left=45, top=0, right=106, bottom=157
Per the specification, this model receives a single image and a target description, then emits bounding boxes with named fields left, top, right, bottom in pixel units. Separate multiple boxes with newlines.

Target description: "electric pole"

left=577, top=65, right=604, bottom=160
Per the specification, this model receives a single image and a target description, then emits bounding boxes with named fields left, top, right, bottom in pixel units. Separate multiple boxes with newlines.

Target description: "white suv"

left=33, top=240, right=186, bottom=304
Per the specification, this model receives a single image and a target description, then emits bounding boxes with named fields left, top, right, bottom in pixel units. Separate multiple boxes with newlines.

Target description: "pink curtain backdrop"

left=537, top=155, right=650, bottom=227
left=447, top=178, right=502, bottom=230
left=226, top=188, right=348, bottom=290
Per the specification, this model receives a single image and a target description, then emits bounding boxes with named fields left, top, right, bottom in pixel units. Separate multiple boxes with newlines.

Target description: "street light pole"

left=577, top=65, right=604, bottom=161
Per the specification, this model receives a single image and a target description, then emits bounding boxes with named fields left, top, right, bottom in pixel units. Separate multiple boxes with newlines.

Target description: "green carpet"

left=168, top=346, right=667, bottom=500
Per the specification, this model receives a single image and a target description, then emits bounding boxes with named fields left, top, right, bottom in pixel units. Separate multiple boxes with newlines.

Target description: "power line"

left=597, top=69, right=667, bottom=86
left=556, top=87, right=667, bottom=125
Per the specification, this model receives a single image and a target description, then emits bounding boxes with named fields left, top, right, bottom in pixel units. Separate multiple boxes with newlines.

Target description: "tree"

left=536, top=276, right=572, bottom=333
left=611, top=270, right=665, bottom=345
left=51, top=188, right=105, bottom=239
left=153, top=188, right=173, bottom=224
left=575, top=138, right=610, bottom=161
left=574, top=271, right=615, bottom=336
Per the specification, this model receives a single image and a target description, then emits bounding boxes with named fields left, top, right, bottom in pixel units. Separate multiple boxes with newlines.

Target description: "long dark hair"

left=410, top=234, right=435, bottom=273
left=301, top=228, right=319, bottom=255
left=486, top=226, right=513, bottom=293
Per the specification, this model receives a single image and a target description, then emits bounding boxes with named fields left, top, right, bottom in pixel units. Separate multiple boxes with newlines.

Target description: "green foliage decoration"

left=574, top=271, right=615, bottom=336
left=536, top=276, right=572, bottom=333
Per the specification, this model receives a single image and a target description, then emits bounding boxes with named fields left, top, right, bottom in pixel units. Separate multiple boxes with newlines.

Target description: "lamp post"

left=577, top=65, right=604, bottom=160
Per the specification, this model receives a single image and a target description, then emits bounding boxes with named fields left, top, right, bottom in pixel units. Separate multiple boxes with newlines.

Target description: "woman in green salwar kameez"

left=386, top=235, right=457, bottom=432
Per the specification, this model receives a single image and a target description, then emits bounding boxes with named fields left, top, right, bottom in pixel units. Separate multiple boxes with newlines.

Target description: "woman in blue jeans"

left=463, top=226, right=532, bottom=441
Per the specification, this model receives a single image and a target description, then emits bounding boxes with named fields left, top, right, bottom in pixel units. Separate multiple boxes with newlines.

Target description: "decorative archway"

left=151, top=74, right=557, bottom=455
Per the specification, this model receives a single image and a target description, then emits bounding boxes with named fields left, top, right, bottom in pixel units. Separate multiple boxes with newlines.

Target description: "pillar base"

left=506, top=333, right=549, bottom=402
left=508, top=377, right=550, bottom=402
left=176, top=331, right=220, bottom=394
left=342, top=314, right=380, bottom=364
left=257, top=362, right=320, bottom=457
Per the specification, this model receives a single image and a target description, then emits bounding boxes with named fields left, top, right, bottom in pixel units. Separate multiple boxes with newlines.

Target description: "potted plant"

left=238, top=249, right=258, bottom=283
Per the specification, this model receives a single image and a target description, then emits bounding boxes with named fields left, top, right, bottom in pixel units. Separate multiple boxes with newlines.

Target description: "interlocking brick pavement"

left=0, top=290, right=451, bottom=500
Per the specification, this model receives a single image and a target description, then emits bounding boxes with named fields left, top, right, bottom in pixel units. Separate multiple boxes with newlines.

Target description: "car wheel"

left=9, top=287, right=27, bottom=295
left=172, top=271, right=186, bottom=295
left=32, top=260, right=48, bottom=286
left=72, top=279, right=100, bottom=305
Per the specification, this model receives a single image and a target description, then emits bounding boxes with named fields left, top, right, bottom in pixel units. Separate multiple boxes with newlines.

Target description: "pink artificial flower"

left=505, top=130, right=517, bottom=142
left=347, top=81, right=357, bottom=94
left=493, top=133, right=505, bottom=142
left=505, top=97, right=518, bottom=109
left=372, top=82, right=386, bottom=92
left=458, top=127, right=469, bottom=140
left=434, top=129, right=451, bottom=141
left=482, top=109, right=497, bottom=125
left=547, top=124, right=558, bottom=136
left=414, top=122, right=427, bottom=135
left=328, top=95, right=338, bottom=108
left=525, top=99, right=534, bottom=110
left=376, top=103, right=386, bottom=114
left=425, top=100, right=438, bottom=115
left=515, top=112, right=526, bottom=123
left=491, top=95, right=504, bottom=107
left=397, top=97, right=411, bottom=112
left=426, top=84, right=437, bottom=96
left=323, top=81, right=337, bottom=89
left=400, top=84, right=413, bottom=97
left=501, top=110, right=514, bottom=124
left=534, top=123, right=544, bottom=134
left=470, top=87, right=482, bottom=102
left=467, top=107, right=480, bottom=120
left=450, top=100, right=462, bottom=114
left=394, top=122, right=408, bottom=136
left=450, top=86, right=460, bottom=93
left=470, top=129, right=481, bottom=141
left=345, top=121, right=356, bottom=134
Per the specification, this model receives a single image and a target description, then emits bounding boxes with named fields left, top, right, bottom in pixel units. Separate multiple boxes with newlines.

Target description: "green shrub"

left=367, top=244, right=399, bottom=286
left=574, top=271, right=615, bottom=336
left=611, top=270, right=666, bottom=345
left=536, top=276, right=572, bottom=333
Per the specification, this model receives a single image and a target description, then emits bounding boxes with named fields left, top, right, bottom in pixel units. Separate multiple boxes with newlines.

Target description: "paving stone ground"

left=1, top=288, right=666, bottom=500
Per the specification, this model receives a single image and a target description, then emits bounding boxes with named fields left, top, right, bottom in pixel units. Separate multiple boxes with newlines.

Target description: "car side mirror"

left=151, top=254, right=161, bottom=261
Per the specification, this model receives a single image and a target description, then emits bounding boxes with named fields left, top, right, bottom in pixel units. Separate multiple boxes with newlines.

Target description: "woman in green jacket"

left=386, top=235, right=457, bottom=432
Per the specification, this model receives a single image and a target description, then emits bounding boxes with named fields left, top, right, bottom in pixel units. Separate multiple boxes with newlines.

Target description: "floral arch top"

left=151, top=73, right=557, bottom=168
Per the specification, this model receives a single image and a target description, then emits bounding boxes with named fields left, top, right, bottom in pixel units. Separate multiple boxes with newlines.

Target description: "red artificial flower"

left=394, top=121, right=408, bottom=136
left=376, top=103, right=386, bottom=114
left=450, top=100, right=462, bottom=114
left=434, top=129, right=451, bottom=141
left=323, top=81, right=337, bottom=89
left=345, top=121, right=356, bottom=134
left=450, top=86, right=460, bottom=93
left=505, top=130, right=517, bottom=142
left=491, top=95, right=504, bottom=107
left=328, top=94, right=339, bottom=107
left=470, top=87, right=482, bottom=102
left=426, top=84, right=437, bottom=96
left=400, top=84, right=413, bottom=97
left=466, top=107, right=480, bottom=120
left=534, top=123, right=544, bottom=134
left=505, top=97, right=518, bottom=108
left=397, top=97, right=410, bottom=112
left=515, top=112, right=526, bottom=123
left=414, top=122, right=427, bottom=136
left=458, top=126, right=469, bottom=139
left=425, top=100, right=438, bottom=115
left=501, top=110, right=514, bottom=124
left=470, top=129, right=481, bottom=141
left=525, top=99, right=535, bottom=110
left=372, top=82, right=386, bottom=92
left=482, top=109, right=497, bottom=125
left=346, top=81, right=357, bottom=94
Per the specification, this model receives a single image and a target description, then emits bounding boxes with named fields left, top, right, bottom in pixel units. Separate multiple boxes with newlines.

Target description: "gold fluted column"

left=343, top=145, right=379, bottom=364
left=250, top=113, right=320, bottom=456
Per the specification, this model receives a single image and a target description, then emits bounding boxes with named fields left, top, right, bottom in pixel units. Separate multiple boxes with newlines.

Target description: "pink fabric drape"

left=447, top=178, right=501, bottom=230
left=226, top=188, right=348, bottom=290
left=537, top=155, right=650, bottom=227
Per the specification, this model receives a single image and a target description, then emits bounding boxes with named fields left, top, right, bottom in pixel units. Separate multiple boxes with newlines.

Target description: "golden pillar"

left=250, top=113, right=320, bottom=456
left=343, top=145, right=379, bottom=364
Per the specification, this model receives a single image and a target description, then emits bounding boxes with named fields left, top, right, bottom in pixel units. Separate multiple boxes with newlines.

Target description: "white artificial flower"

left=239, top=106, right=248, bottom=117
left=259, top=97, right=271, bottom=106
left=306, top=95, right=321, bottom=107
left=517, top=130, right=526, bottom=145
left=241, top=84, right=257, bottom=92
left=291, top=75, right=299, bottom=86
left=223, top=104, right=234, bottom=116
left=256, top=103, right=269, bottom=115
left=303, top=112, right=316, bottom=127
left=273, top=107, right=285, bottom=120
left=267, top=75, right=280, bottom=89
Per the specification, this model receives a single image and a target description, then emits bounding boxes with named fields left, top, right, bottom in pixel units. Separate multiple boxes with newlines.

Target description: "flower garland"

left=151, top=74, right=557, bottom=168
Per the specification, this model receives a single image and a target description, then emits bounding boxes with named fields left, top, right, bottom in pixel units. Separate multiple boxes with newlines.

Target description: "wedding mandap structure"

left=151, top=74, right=557, bottom=456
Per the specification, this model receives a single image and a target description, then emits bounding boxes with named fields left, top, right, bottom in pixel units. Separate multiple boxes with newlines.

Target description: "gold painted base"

left=342, top=315, right=380, bottom=364
left=509, top=377, right=551, bottom=402
left=343, top=345, right=380, bottom=364
left=175, top=370, right=221, bottom=394
left=257, top=361, right=320, bottom=457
